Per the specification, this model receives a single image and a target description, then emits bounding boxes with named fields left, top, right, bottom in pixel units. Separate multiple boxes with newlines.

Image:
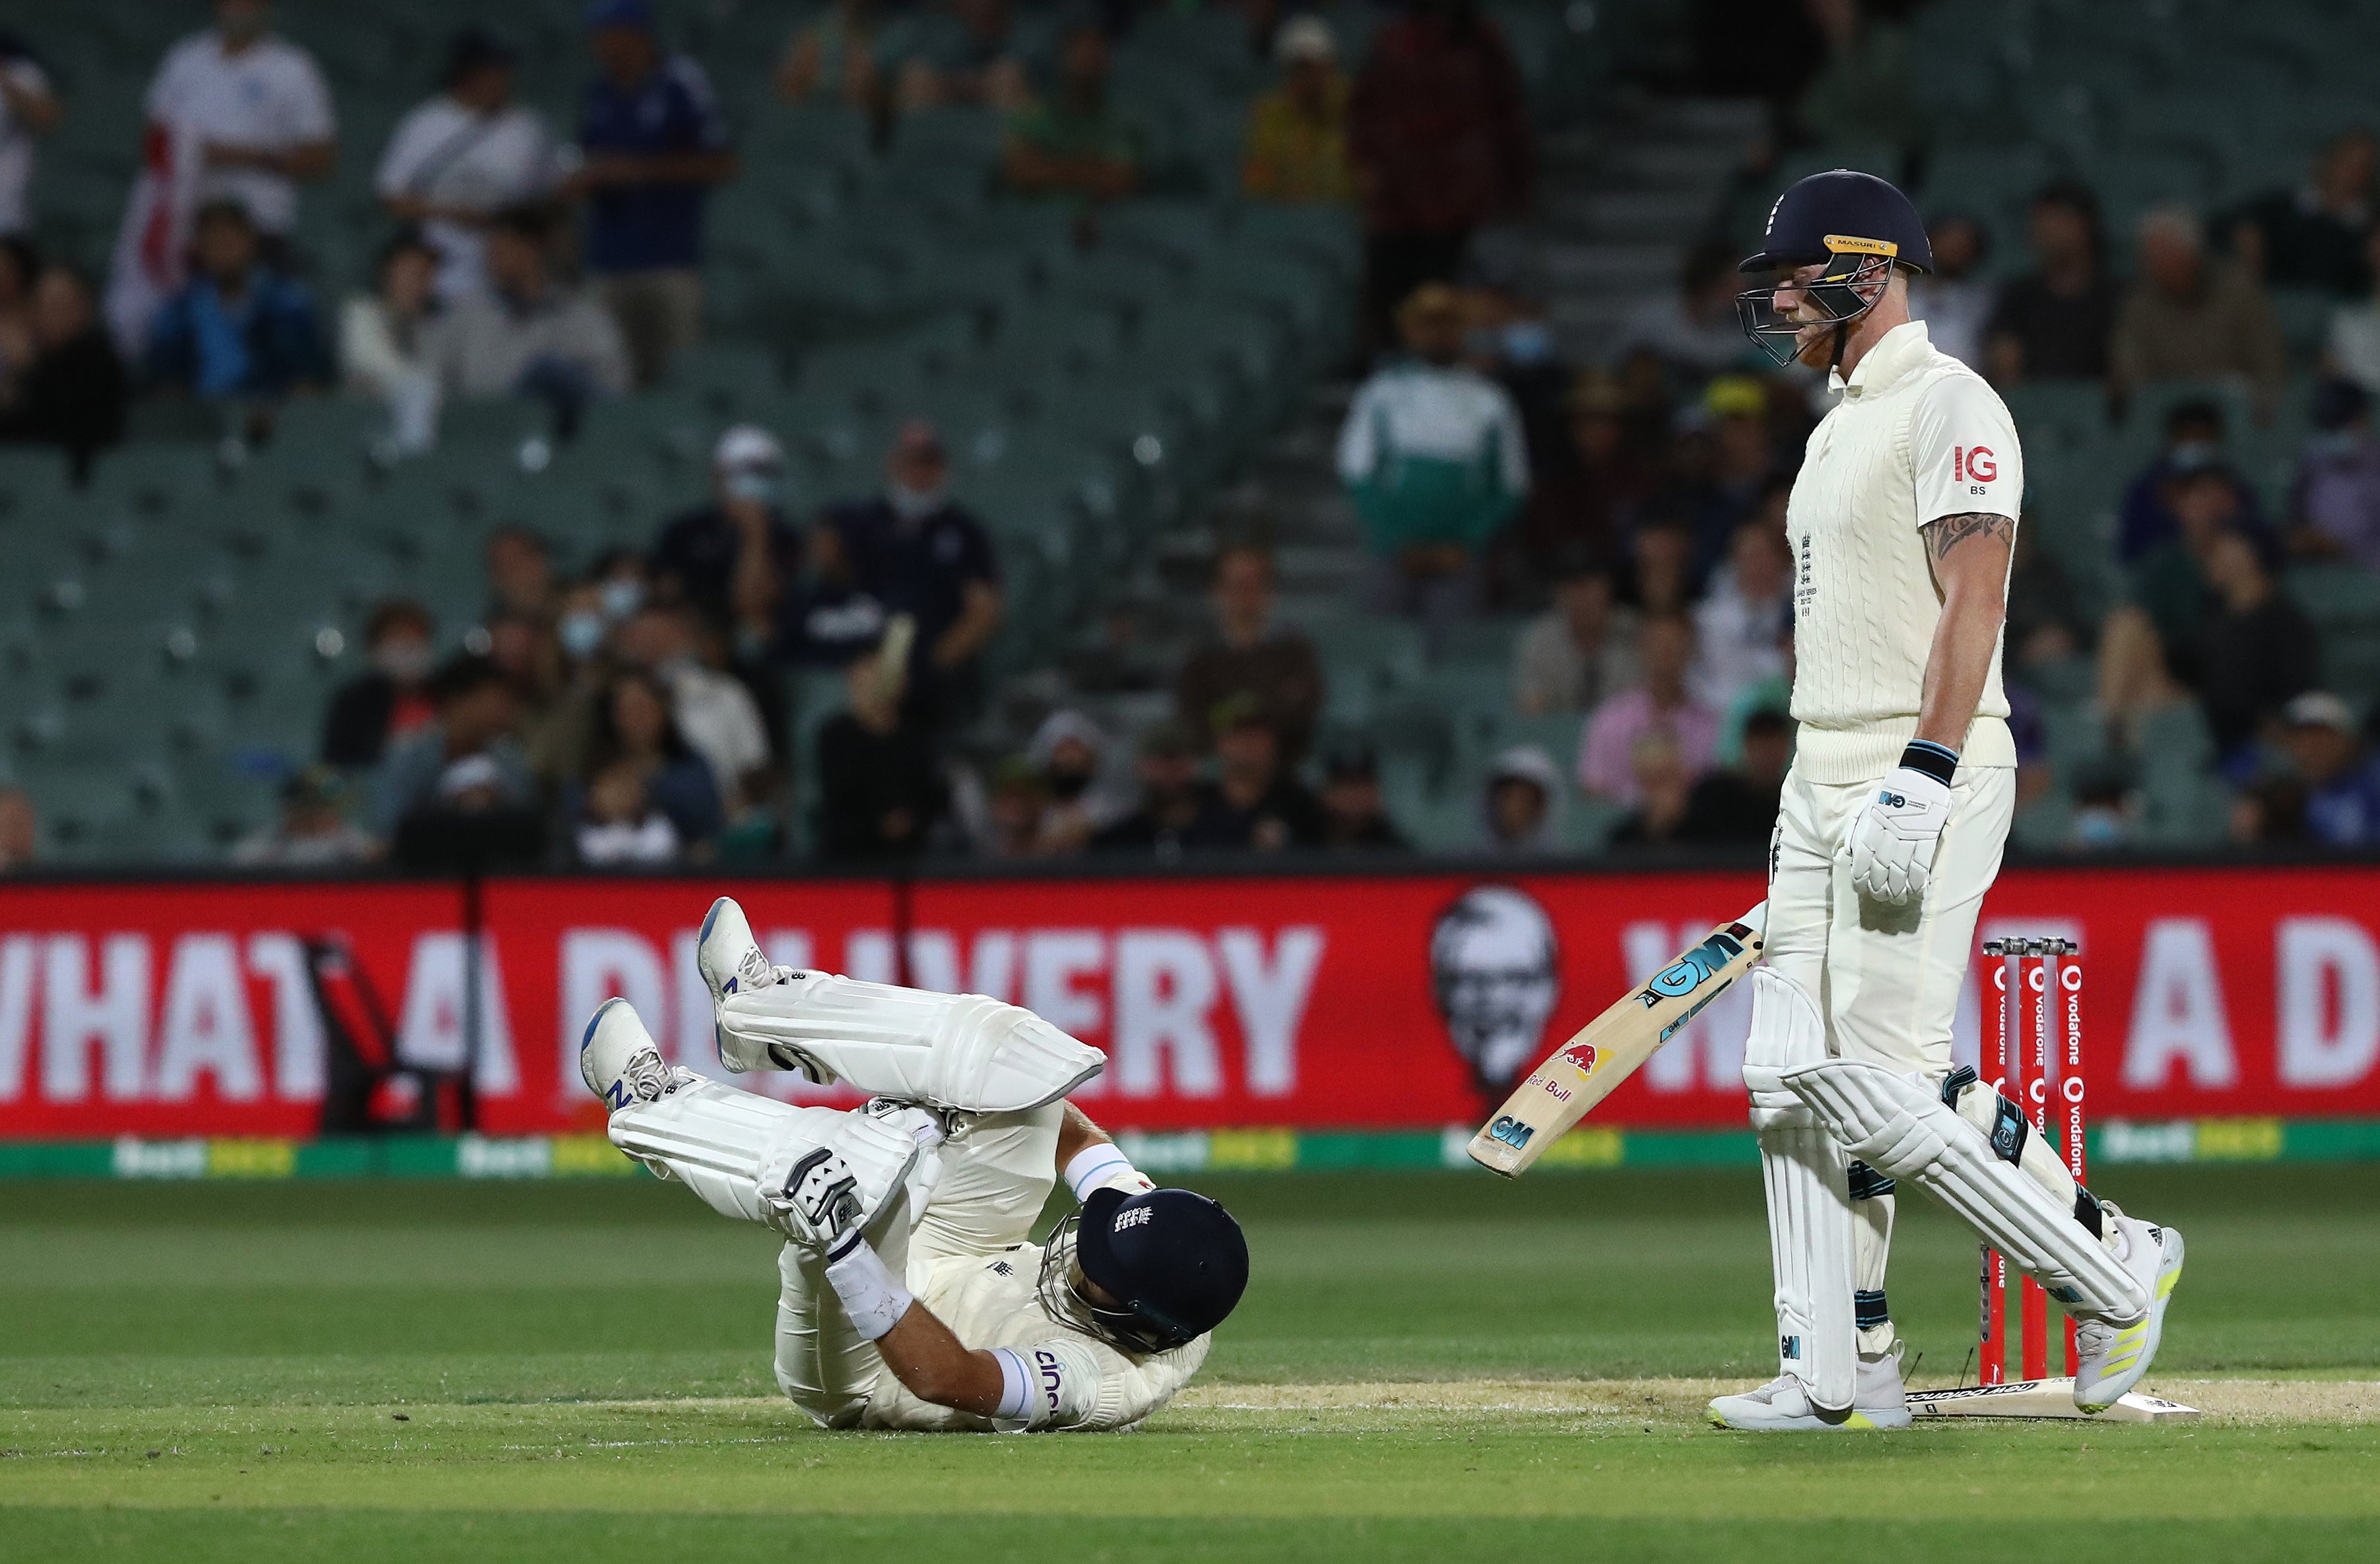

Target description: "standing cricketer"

left=1707, top=171, right=2184, bottom=1431
left=578, top=896, right=1249, bottom=1433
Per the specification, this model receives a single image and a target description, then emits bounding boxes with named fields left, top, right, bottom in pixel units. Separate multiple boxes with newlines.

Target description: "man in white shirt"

left=376, top=31, right=566, bottom=300
left=577, top=896, right=1249, bottom=1433
left=106, top=0, right=335, bottom=351
left=0, top=33, right=61, bottom=236
left=1709, top=171, right=2185, bottom=1433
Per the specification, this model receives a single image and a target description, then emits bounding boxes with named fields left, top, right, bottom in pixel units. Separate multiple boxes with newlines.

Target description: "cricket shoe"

left=695, top=896, right=817, bottom=1075
left=579, top=998, right=691, bottom=1113
left=1707, top=1348, right=1911, bottom=1431
left=2072, top=1206, right=2185, bottom=1414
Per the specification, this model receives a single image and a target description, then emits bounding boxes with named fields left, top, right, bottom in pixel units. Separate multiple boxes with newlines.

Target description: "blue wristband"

left=1899, top=740, right=1959, bottom=787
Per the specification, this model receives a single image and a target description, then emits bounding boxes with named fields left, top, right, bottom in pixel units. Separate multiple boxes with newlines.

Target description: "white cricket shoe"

left=1707, top=1348, right=1911, bottom=1431
left=2072, top=1206, right=2185, bottom=1414
left=696, top=896, right=821, bottom=1075
left=579, top=998, right=686, bottom=1113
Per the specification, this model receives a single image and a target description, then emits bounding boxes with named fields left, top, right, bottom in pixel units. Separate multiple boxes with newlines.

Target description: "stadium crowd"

left=2, top=0, right=2380, bottom=868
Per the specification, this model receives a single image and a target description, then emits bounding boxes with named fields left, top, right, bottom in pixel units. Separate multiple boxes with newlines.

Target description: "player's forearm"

left=1914, top=513, right=2014, bottom=752
left=872, top=1304, right=1008, bottom=1415
left=1056, top=1101, right=1113, bottom=1169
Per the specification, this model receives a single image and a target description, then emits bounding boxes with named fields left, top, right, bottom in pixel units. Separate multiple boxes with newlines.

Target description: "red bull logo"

left=1556, top=1042, right=1598, bottom=1076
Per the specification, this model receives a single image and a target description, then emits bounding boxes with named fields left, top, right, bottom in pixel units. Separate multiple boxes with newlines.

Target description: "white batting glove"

left=771, top=1146, right=868, bottom=1255
left=1847, top=744, right=1958, bottom=907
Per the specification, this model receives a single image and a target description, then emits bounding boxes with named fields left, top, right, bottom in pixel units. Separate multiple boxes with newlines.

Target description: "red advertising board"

left=3, top=865, right=2379, bottom=1138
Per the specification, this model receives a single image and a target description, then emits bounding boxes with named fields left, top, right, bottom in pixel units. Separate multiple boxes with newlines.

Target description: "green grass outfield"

left=3, top=1165, right=2376, bottom=1561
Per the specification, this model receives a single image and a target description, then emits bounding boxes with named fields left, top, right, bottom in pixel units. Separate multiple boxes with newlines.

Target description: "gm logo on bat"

left=1637, top=929, right=1744, bottom=1006
left=1488, top=1115, right=1535, bottom=1150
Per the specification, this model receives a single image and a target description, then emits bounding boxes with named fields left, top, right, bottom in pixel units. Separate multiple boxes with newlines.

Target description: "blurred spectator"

left=575, top=758, right=681, bottom=865
left=1175, top=543, right=1325, bottom=765
left=231, top=766, right=376, bottom=866
left=977, top=756, right=1051, bottom=860
left=527, top=578, right=618, bottom=790
left=1241, top=16, right=1351, bottom=205
left=2225, top=130, right=2376, bottom=296
left=1985, top=181, right=2119, bottom=384
left=0, top=235, right=31, bottom=370
left=377, top=30, right=564, bottom=302
left=484, top=526, right=558, bottom=624
left=1794, top=0, right=1917, bottom=162
left=1577, top=612, right=1719, bottom=804
left=779, top=0, right=893, bottom=109
left=816, top=619, right=947, bottom=863
left=2004, top=514, right=2091, bottom=668
left=1030, top=709, right=1125, bottom=854
left=2068, top=769, right=2137, bottom=853
left=1185, top=696, right=1325, bottom=852
left=814, top=422, right=1004, bottom=729
left=1317, top=740, right=1409, bottom=849
left=2321, top=228, right=2380, bottom=394
left=2290, top=378, right=2380, bottom=569
left=614, top=603, right=771, bottom=816
left=1092, top=718, right=1205, bottom=859
left=1346, top=0, right=1531, bottom=354
left=1480, top=743, right=1562, bottom=854
left=321, top=599, right=438, bottom=768
left=1674, top=375, right=1780, bottom=569
left=2110, top=206, right=2286, bottom=418
left=338, top=228, right=441, bottom=453
left=106, top=1, right=335, bottom=354
left=575, top=0, right=737, bottom=387
left=651, top=425, right=801, bottom=647
left=1514, top=372, right=1653, bottom=579
left=581, top=668, right=723, bottom=852
left=485, top=609, right=568, bottom=771
left=422, top=205, right=630, bottom=416
left=1001, top=20, right=1140, bottom=203
left=1908, top=213, right=1991, bottom=371
left=370, top=653, right=532, bottom=839
left=0, top=31, right=60, bottom=239
left=1513, top=548, right=1639, bottom=715
left=0, top=783, right=35, bottom=870
left=145, top=198, right=329, bottom=403
left=1340, top=284, right=1529, bottom=655
left=2119, top=465, right=2251, bottom=688
left=1627, top=515, right=1697, bottom=615
left=1692, top=518, right=1791, bottom=712
left=0, top=266, right=127, bottom=483
left=900, top=0, right=1034, bottom=114
left=2198, top=529, right=2320, bottom=757
left=591, top=545, right=650, bottom=623
left=1677, top=707, right=1791, bottom=843
left=2278, top=692, right=2380, bottom=845
left=1605, top=731, right=1694, bottom=848
left=2117, top=399, right=2266, bottom=565
left=1619, top=239, right=1758, bottom=377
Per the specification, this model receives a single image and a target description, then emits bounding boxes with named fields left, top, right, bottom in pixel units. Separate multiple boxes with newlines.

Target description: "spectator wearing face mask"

left=1480, top=743, right=1563, bottom=855
left=650, top=424, right=802, bottom=649
left=321, top=599, right=439, bottom=767
left=2117, top=399, right=2266, bottom=566
left=814, top=421, right=1004, bottom=730
left=2289, top=378, right=2380, bottom=570
left=1028, top=708, right=1127, bottom=855
left=612, top=602, right=772, bottom=816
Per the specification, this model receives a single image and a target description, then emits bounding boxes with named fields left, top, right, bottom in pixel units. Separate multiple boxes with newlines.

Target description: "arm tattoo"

left=1923, top=512, right=2014, bottom=560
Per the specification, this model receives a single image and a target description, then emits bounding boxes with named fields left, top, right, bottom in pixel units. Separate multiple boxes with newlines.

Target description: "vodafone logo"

left=1953, top=445, right=1997, bottom=482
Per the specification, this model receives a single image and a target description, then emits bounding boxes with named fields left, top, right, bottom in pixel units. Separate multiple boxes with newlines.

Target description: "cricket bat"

left=1467, top=903, right=1767, bottom=1177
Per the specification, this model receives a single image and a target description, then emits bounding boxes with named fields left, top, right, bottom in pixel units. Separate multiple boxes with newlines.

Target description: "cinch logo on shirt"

left=1952, top=445, right=1997, bottom=483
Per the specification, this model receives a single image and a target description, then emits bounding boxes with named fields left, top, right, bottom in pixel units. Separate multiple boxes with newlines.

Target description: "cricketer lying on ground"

left=578, top=897, right=1249, bottom=1433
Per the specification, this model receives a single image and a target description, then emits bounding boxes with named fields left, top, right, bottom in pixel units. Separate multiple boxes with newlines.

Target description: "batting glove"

left=1847, top=742, right=1958, bottom=907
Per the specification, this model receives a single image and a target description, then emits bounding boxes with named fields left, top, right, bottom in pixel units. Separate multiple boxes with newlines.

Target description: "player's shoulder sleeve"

left=1017, top=1332, right=1210, bottom=1431
left=1909, top=362, right=2022, bottom=527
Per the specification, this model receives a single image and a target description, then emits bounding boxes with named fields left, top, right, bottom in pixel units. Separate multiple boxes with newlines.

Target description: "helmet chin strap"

left=1830, top=320, right=1849, bottom=373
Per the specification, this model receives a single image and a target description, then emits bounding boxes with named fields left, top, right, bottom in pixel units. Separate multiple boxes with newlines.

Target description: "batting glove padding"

left=1847, top=754, right=1954, bottom=907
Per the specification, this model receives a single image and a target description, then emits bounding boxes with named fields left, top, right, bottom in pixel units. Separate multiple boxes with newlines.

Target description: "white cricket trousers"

left=1765, top=760, right=2016, bottom=1078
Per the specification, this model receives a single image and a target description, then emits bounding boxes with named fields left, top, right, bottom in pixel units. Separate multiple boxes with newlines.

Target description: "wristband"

left=823, top=1237, right=915, bottom=1341
left=1898, top=740, right=1959, bottom=787
left=1063, top=1142, right=1142, bottom=1202
left=989, top=1347, right=1033, bottom=1420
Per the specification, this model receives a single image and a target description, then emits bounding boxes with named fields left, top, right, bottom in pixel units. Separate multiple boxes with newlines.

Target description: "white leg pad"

left=717, top=973, right=1105, bottom=1113
left=609, top=1079, right=923, bottom=1237
left=1781, top=1059, right=2148, bottom=1324
left=1742, top=969, right=1857, bottom=1416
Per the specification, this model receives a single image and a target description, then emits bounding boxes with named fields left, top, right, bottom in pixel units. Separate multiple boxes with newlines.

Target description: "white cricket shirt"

left=1785, top=318, right=2023, bottom=782
left=145, top=30, right=335, bottom=234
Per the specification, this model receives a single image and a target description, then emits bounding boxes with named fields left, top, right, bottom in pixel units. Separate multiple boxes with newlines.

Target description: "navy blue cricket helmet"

left=1736, top=170, right=1931, bottom=367
left=1070, top=1186, right=1249, bottom=1353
